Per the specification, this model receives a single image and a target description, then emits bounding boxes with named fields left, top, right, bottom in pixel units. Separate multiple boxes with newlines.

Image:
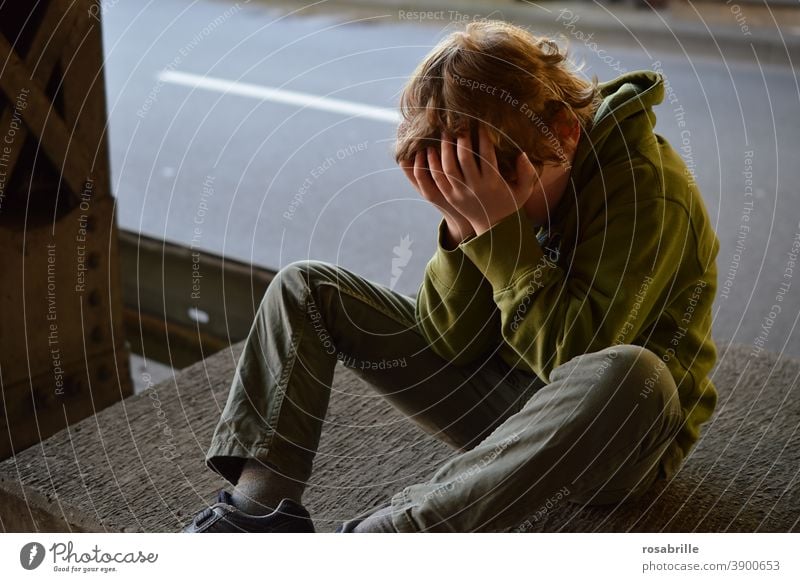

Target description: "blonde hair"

left=395, top=20, right=599, bottom=178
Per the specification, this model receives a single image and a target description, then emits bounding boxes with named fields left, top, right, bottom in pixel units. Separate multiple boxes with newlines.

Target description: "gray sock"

left=231, top=459, right=304, bottom=515
left=229, top=490, right=277, bottom=516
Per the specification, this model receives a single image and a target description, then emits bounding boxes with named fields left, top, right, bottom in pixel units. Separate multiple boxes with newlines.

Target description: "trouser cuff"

left=390, top=488, right=423, bottom=533
left=205, top=436, right=313, bottom=487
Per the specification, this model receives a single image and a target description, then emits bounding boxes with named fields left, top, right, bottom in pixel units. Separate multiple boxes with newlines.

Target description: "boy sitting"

left=184, top=20, right=719, bottom=533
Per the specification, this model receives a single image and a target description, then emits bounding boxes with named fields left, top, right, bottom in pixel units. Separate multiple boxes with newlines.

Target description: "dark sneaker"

left=182, top=490, right=315, bottom=533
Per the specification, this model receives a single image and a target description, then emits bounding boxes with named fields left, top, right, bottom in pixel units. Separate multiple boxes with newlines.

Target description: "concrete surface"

left=0, top=340, right=797, bottom=532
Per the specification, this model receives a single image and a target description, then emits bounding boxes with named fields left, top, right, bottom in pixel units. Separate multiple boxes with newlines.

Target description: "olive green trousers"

left=206, top=260, right=684, bottom=532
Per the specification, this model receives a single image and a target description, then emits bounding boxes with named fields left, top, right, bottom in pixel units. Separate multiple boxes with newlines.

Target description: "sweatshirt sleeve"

left=415, top=217, right=501, bottom=366
left=458, top=164, right=689, bottom=382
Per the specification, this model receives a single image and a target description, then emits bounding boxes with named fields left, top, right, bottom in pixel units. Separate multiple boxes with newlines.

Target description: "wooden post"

left=0, top=0, right=132, bottom=459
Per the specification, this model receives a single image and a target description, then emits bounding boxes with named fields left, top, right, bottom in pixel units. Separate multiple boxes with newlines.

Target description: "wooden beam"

left=0, top=33, right=95, bottom=204
left=0, top=0, right=78, bottom=187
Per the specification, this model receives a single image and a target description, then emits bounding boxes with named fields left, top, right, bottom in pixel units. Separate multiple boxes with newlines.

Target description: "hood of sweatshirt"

left=550, top=70, right=666, bottom=226
left=575, top=70, right=666, bottom=178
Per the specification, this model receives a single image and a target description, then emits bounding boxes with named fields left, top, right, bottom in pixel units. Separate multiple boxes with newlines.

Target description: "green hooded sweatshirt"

left=415, top=70, right=719, bottom=479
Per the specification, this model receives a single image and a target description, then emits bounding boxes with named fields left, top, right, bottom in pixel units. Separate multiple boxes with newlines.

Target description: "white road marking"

left=157, top=70, right=401, bottom=124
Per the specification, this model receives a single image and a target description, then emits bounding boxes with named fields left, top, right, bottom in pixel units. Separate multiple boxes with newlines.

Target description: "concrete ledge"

left=1, top=341, right=798, bottom=532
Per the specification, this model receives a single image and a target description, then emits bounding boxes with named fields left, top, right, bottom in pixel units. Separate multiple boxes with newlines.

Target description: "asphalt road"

left=102, top=0, right=800, bottom=359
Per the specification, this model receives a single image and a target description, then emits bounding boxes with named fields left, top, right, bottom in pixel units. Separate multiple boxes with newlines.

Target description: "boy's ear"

left=565, top=117, right=580, bottom=146
left=554, top=109, right=580, bottom=153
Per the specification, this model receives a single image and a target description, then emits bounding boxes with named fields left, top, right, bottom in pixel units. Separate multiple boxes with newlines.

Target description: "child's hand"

left=400, top=151, right=475, bottom=249
left=428, top=126, right=537, bottom=236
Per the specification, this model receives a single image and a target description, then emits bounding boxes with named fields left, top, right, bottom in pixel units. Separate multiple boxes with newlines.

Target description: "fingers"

left=456, top=132, right=480, bottom=184
left=408, top=150, right=461, bottom=222
left=411, top=150, right=440, bottom=200
left=478, top=125, right=499, bottom=176
left=440, top=131, right=464, bottom=189
left=514, top=152, right=537, bottom=198
left=399, top=158, right=416, bottom=189
left=400, top=148, right=456, bottom=207
left=427, top=146, right=454, bottom=196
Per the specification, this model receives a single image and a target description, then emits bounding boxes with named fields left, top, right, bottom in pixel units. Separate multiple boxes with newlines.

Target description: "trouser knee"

left=556, top=345, right=681, bottom=426
left=263, top=259, right=338, bottom=311
left=606, top=345, right=679, bottom=419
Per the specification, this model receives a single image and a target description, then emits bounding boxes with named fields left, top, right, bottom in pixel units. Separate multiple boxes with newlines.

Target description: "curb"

left=274, top=0, right=800, bottom=66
